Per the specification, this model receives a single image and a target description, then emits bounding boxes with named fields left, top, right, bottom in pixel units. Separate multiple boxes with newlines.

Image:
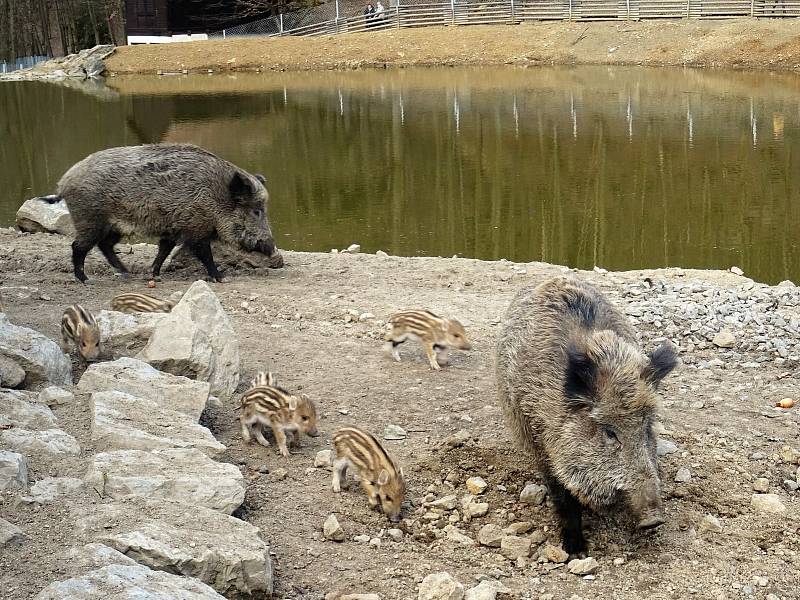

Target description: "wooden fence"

left=214, top=0, right=800, bottom=39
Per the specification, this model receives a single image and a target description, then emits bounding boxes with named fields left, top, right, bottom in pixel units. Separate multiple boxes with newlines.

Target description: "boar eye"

left=604, top=427, right=620, bottom=445
left=385, top=496, right=392, bottom=502
left=302, top=416, right=309, bottom=421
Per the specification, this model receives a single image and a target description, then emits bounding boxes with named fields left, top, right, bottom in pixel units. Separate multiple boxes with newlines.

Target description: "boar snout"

left=307, top=427, right=320, bottom=437
left=630, top=478, right=665, bottom=531
left=388, top=513, right=402, bottom=523
left=637, top=511, right=666, bottom=531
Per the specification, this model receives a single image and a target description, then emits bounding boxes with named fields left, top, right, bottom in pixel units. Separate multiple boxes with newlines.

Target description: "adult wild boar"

left=48, top=144, right=283, bottom=283
left=495, top=276, right=677, bottom=556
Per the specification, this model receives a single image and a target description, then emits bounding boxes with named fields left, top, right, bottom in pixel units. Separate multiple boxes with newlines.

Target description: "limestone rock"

left=33, top=564, right=227, bottom=599
left=753, top=478, right=770, bottom=493
left=0, top=428, right=80, bottom=456
left=77, top=358, right=209, bottom=421
left=464, top=580, right=511, bottom=600
left=750, top=493, right=786, bottom=514
left=39, top=386, right=74, bottom=406
left=519, top=483, right=546, bottom=505
left=477, top=524, right=503, bottom=547
left=567, top=557, right=599, bottom=575
left=465, top=477, right=487, bottom=495
left=699, top=514, right=723, bottom=534
left=418, top=572, right=464, bottom=600
left=66, top=543, right=139, bottom=571
left=20, top=477, right=84, bottom=504
left=0, top=314, right=72, bottom=387
left=315, top=449, right=333, bottom=468
left=76, top=499, right=273, bottom=597
left=500, top=536, right=531, bottom=560
left=0, top=517, right=25, bottom=546
left=138, top=281, right=240, bottom=402
left=656, top=439, right=678, bottom=456
left=0, top=389, right=57, bottom=429
left=95, top=310, right=167, bottom=355
left=85, top=448, right=244, bottom=514
left=0, top=355, right=26, bottom=387
left=541, top=544, right=569, bottom=563
left=0, top=450, right=28, bottom=491
left=324, top=513, right=345, bottom=541
left=443, top=525, right=477, bottom=546
left=15, top=196, right=75, bottom=236
left=712, top=330, right=736, bottom=349
left=91, top=391, right=225, bottom=457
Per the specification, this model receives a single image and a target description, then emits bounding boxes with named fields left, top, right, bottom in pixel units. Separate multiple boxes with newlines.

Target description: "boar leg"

left=97, top=229, right=129, bottom=277
left=151, top=236, right=177, bottom=280
left=423, top=341, right=442, bottom=370
left=332, top=457, right=349, bottom=492
left=187, top=239, right=224, bottom=282
left=270, top=424, right=290, bottom=458
left=71, top=238, right=97, bottom=283
left=547, top=475, right=587, bottom=557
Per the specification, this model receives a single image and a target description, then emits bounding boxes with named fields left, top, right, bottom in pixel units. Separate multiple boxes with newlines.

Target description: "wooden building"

left=125, top=0, right=247, bottom=37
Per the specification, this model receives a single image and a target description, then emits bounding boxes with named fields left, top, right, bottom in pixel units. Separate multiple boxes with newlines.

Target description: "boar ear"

left=377, top=469, right=390, bottom=486
left=254, top=173, right=267, bottom=185
left=641, top=343, right=678, bottom=388
left=563, top=344, right=596, bottom=408
left=229, top=172, right=253, bottom=202
left=266, top=372, right=276, bottom=387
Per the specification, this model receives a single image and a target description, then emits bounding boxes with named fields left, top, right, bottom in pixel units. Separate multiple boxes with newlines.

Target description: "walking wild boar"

left=495, top=276, right=678, bottom=557
left=48, top=144, right=283, bottom=283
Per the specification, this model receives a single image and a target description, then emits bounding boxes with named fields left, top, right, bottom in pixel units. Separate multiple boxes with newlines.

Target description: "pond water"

left=1, top=66, right=798, bottom=283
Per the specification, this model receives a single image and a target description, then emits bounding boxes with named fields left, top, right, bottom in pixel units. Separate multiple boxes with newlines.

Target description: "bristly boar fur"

left=51, top=143, right=283, bottom=283
left=495, top=275, right=678, bottom=557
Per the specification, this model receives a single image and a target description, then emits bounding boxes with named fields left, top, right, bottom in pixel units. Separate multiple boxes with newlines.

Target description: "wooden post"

left=510, top=0, right=516, bottom=22
left=279, top=13, right=284, bottom=35
left=451, top=0, right=456, bottom=24
left=568, top=0, right=573, bottom=20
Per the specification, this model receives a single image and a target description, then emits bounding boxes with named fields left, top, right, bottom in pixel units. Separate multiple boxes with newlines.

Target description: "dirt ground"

left=0, top=229, right=799, bottom=600
left=104, top=20, right=800, bottom=75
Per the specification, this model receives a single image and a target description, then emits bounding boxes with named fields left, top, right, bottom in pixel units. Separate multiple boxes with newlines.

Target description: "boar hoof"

left=113, top=272, right=131, bottom=280
left=636, top=514, right=666, bottom=531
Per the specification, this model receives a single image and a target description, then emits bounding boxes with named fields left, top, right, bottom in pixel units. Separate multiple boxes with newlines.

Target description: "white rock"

left=674, top=468, right=691, bottom=483
left=465, top=477, right=487, bottom=495
left=85, top=448, right=244, bottom=514
left=750, top=493, right=786, bottom=514
left=76, top=499, right=273, bottom=597
left=0, top=314, right=72, bottom=387
left=712, top=330, right=736, bottom=349
left=0, top=450, right=28, bottom=491
left=91, top=391, right=225, bottom=457
left=418, top=572, right=464, bottom=600
left=730, top=266, right=744, bottom=276
left=699, top=514, right=723, bottom=534
left=0, top=517, right=25, bottom=546
left=500, top=535, right=531, bottom=560
left=324, top=513, right=345, bottom=541
left=38, top=386, right=74, bottom=406
left=21, top=477, right=84, bottom=504
left=314, top=449, right=333, bottom=468
left=465, top=502, right=489, bottom=518
left=383, top=424, right=407, bottom=440
left=443, top=525, right=477, bottom=546
left=0, top=389, right=57, bottom=429
left=344, top=244, right=361, bottom=254
left=77, top=358, right=210, bottom=421
left=33, top=564, right=227, bottom=599
left=95, top=310, right=166, bottom=355
left=519, top=483, right=546, bottom=505
left=66, top=543, right=138, bottom=571
left=477, top=524, right=503, bottom=547
left=753, top=478, right=770, bottom=493
left=429, top=495, right=458, bottom=510
left=567, top=557, right=599, bottom=575
left=0, top=355, right=26, bottom=387
left=0, top=428, right=80, bottom=456
left=387, top=528, right=404, bottom=542
left=464, top=580, right=511, bottom=600
left=656, top=439, right=678, bottom=456
left=15, top=196, right=75, bottom=236
left=541, top=544, right=569, bottom=563
left=376, top=250, right=389, bottom=258
left=138, top=281, right=240, bottom=402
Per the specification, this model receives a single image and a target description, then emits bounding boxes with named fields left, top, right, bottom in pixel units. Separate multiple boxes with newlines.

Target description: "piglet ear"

left=641, top=343, right=678, bottom=388
left=288, top=397, right=298, bottom=411
left=563, top=343, right=596, bottom=409
left=377, top=469, right=390, bottom=486
left=229, top=172, right=253, bottom=202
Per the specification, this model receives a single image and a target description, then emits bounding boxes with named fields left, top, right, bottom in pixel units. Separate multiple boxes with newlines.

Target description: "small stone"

left=358, top=313, right=375, bottom=322
left=376, top=250, right=388, bottom=258
left=567, top=557, right=599, bottom=575
left=751, top=493, right=787, bottom=514
left=503, top=521, right=532, bottom=535
left=323, top=514, right=345, bottom=541
left=783, top=480, right=799, bottom=492
left=344, top=244, right=361, bottom=254
left=519, top=483, right=546, bottom=505
left=541, top=544, right=569, bottom=563
left=0, top=450, right=28, bottom=492
left=353, top=534, right=371, bottom=543
left=712, top=330, right=736, bottom=349
left=269, top=468, right=287, bottom=481
left=315, top=450, right=333, bottom=468
left=752, top=576, right=768, bottom=587
left=613, top=557, right=625, bottom=566
left=689, top=400, right=705, bottom=409
left=38, top=386, right=74, bottom=406
left=500, top=536, right=531, bottom=560
left=674, top=468, right=691, bottom=483
left=369, top=537, right=381, bottom=548
left=444, top=429, right=471, bottom=448
left=443, top=525, right=476, bottom=547
left=429, top=495, right=458, bottom=511
left=383, top=424, right=407, bottom=440
left=466, top=477, right=487, bottom=495
left=0, top=517, right=25, bottom=546
left=753, top=478, right=770, bottom=493
left=730, top=266, right=744, bottom=276
left=699, top=514, right=723, bottom=534
left=418, top=572, right=464, bottom=600
left=387, top=528, right=404, bottom=542
left=466, top=503, right=489, bottom=518
left=656, top=439, right=678, bottom=456
left=464, top=580, right=511, bottom=600
left=478, top=524, right=504, bottom=547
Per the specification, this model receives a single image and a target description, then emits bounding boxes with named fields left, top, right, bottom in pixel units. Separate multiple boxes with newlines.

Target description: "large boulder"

left=15, top=197, right=75, bottom=236
left=95, top=310, right=167, bottom=356
left=138, top=281, right=240, bottom=402
left=65, top=543, right=138, bottom=571
left=77, top=357, right=209, bottom=421
left=91, top=391, right=225, bottom=457
left=0, top=450, right=28, bottom=492
left=0, top=314, right=72, bottom=388
left=0, top=389, right=58, bottom=429
left=0, top=428, right=80, bottom=457
left=19, top=477, right=84, bottom=504
left=0, top=356, right=26, bottom=388
left=33, top=564, right=227, bottom=600
left=85, top=448, right=244, bottom=514
left=77, top=499, right=273, bottom=597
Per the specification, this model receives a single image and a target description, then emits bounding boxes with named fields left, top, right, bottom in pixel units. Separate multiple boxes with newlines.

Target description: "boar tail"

left=36, top=194, right=63, bottom=204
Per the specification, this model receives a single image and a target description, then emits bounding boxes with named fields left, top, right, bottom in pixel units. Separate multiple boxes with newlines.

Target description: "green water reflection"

left=0, top=66, right=798, bottom=283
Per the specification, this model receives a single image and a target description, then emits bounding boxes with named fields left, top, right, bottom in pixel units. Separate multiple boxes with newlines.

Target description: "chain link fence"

left=1, top=55, right=50, bottom=74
